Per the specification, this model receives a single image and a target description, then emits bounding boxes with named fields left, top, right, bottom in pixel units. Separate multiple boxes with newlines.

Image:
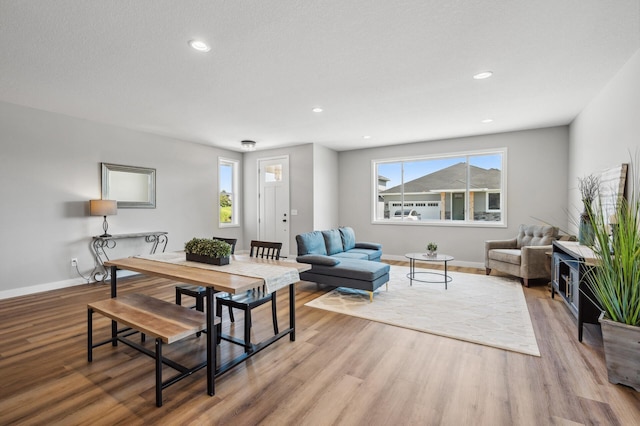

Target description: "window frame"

left=371, top=148, right=507, bottom=227
left=218, top=157, right=239, bottom=228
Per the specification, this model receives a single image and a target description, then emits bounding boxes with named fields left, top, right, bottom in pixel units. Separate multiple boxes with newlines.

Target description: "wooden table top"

left=104, top=254, right=311, bottom=294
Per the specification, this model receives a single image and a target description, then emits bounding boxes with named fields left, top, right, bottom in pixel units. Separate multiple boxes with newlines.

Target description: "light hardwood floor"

left=1, top=261, right=639, bottom=425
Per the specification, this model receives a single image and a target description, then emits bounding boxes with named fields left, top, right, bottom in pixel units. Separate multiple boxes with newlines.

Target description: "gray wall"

left=338, top=126, right=570, bottom=265
left=569, top=48, right=640, bottom=233
left=313, top=144, right=339, bottom=230
left=3, top=47, right=637, bottom=295
left=0, top=101, right=242, bottom=297
left=242, top=144, right=316, bottom=257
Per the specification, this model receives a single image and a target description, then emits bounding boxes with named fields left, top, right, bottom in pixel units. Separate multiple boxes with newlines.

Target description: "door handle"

left=282, top=219, right=287, bottom=223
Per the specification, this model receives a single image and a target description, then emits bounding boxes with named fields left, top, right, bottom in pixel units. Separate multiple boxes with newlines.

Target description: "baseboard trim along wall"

left=0, top=277, right=89, bottom=300
left=381, top=254, right=483, bottom=269
left=0, top=270, right=140, bottom=300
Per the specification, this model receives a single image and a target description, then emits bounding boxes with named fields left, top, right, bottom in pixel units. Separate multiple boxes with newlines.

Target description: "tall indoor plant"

left=585, top=161, right=640, bottom=391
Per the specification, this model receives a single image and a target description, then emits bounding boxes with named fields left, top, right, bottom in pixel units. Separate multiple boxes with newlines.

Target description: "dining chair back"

left=216, top=240, right=283, bottom=352
left=249, top=240, right=282, bottom=260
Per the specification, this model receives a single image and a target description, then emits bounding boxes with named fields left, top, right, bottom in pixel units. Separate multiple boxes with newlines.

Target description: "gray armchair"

left=485, top=224, right=558, bottom=287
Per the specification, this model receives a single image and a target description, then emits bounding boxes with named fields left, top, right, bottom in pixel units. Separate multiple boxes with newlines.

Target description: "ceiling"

left=1, top=1, right=639, bottom=152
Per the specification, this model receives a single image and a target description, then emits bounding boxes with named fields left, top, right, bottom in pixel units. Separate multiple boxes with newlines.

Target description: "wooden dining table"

left=103, top=253, right=311, bottom=397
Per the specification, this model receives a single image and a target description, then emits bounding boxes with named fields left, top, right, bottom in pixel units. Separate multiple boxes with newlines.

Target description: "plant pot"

left=186, top=253, right=230, bottom=266
left=426, top=250, right=437, bottom=258
left=599, top=312, right=640, bottom=392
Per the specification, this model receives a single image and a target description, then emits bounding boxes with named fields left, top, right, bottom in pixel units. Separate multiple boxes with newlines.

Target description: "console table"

left=91, top=232, right=168, bottom=282
left=551, top=240, right=602, bottom=341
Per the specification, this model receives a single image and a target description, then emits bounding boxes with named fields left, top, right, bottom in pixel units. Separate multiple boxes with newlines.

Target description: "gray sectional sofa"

left=295, top=227, right=390, bottom=301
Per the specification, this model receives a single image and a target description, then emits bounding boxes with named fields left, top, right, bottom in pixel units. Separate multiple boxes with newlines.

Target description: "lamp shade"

left=90, top=200, right=117, bottom=216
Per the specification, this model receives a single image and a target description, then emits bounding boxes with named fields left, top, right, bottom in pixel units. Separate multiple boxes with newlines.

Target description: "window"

left=219, top=158, right=239, bottom=227
left=487, top=192, right=501, bottom=211
left=373, top=149, right=506, bottom=225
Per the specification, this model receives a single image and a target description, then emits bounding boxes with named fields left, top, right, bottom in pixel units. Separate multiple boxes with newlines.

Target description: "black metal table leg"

left=110, top=265, right=118, bottom=346
left=88, top=308, right=93, bottom=362
left=289, top=283, right=296, bottom=341
left=444, top=260, right=448, bottom=290
left=206, top=286, right=215, bottom=396
left=409, top=258, right=414, bottom=286
left=155, top=338, right=163, bottom=407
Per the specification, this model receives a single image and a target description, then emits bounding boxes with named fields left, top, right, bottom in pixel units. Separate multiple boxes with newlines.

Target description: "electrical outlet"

left=71, top=258, right=78, bottom=267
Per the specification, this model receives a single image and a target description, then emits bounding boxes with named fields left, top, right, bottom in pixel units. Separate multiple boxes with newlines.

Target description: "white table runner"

left=136, top=252, right=300, bottom=293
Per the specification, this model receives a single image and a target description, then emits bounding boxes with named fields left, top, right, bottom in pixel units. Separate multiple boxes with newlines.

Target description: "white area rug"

left=305, top=266, right=540, bottom=356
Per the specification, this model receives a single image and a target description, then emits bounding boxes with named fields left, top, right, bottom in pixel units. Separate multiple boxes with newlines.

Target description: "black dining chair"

left=175, top=237, right=237, bottom=312
left=216, top=240, right=282, bottom=352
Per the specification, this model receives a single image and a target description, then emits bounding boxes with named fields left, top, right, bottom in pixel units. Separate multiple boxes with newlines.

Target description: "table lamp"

left=90, top=200, right=117, bottom=237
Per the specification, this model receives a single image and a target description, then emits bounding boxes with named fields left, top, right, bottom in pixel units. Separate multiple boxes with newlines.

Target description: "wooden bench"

left=88, top=293, right=220, bottom=407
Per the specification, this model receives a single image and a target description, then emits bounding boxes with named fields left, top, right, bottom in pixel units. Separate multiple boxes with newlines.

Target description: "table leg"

left=444, top=260, right=448, bottom=290
left=206, top=286, right=216, bottom=396
left=409, top=258, right=414, bottom=286
left=289, top=283, right=296, bottom=341
left=110, top=266, right=118, bottom=346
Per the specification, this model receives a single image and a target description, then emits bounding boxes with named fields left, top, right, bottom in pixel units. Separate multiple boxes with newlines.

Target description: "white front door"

left=258, top=156, right=290, bottom=256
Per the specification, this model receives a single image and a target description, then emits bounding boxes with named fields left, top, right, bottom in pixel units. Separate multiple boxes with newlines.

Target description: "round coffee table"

left=405, top=253, right=454, bottom=289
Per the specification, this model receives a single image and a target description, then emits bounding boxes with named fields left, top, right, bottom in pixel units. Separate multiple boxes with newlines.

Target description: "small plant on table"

left=184, top=238, right=232, bottom=265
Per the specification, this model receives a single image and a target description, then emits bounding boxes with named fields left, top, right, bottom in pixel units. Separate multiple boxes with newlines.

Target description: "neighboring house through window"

left=373, top=149, right=506, bottom=225
left=219, top=157, right=239, bottom=227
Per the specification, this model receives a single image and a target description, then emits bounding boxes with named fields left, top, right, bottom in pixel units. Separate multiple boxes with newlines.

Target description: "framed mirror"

left=101, top=163, right=156, bottom=208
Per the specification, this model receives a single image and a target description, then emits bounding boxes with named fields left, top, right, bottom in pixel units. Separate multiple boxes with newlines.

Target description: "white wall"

left=338, top=126, right=570, bottom=265
left=0, top=102, right=243, bottom=297
left=313, top=144, right=339, bottom=230
left=569, top=48, right=640, bottom=234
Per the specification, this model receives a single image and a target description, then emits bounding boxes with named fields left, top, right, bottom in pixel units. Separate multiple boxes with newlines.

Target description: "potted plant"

left=184, top=237, right=232, bottom=266
left=585, top=163, right=640, bottom=391
left=578, top=174, right=600, bottom=246
left=426, top=242, right=438, bottom=257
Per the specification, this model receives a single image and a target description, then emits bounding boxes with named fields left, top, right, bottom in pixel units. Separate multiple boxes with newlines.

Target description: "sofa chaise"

left=295, top=227, right=390, bottom=301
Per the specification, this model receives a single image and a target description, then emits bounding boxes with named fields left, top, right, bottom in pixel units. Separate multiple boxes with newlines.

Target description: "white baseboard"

left=381, top=254, right=484, bottom=269
left=0, top=277, right=89, bottom=300
left=0, top=270, right=140, bottom=300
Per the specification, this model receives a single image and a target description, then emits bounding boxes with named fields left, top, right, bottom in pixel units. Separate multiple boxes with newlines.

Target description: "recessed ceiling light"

left=363, top=135, right=371, bottom=139
left=481, top=118, right=494, bottom=123
left=312, top=107, right=323, bottom=113
left=189, top=40, right=211, bottom=52
left=473, top=71, right=493, bottom=80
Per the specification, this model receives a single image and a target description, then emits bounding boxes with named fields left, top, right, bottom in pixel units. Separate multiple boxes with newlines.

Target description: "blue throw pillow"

left=339, top=227, right=356, bottom=250
left=296, top=231, right=327, bottom=255
left=322, top=229, right=344, bottom=255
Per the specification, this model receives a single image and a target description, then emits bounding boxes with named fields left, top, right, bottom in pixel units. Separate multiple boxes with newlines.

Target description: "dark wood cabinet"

left=551, top=241, right=602, bottom=341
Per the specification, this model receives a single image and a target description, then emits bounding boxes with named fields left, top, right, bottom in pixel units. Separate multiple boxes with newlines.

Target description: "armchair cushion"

left=516, top=224, right=557, bottom=248
left=488, top=249, right=521, bottom=265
